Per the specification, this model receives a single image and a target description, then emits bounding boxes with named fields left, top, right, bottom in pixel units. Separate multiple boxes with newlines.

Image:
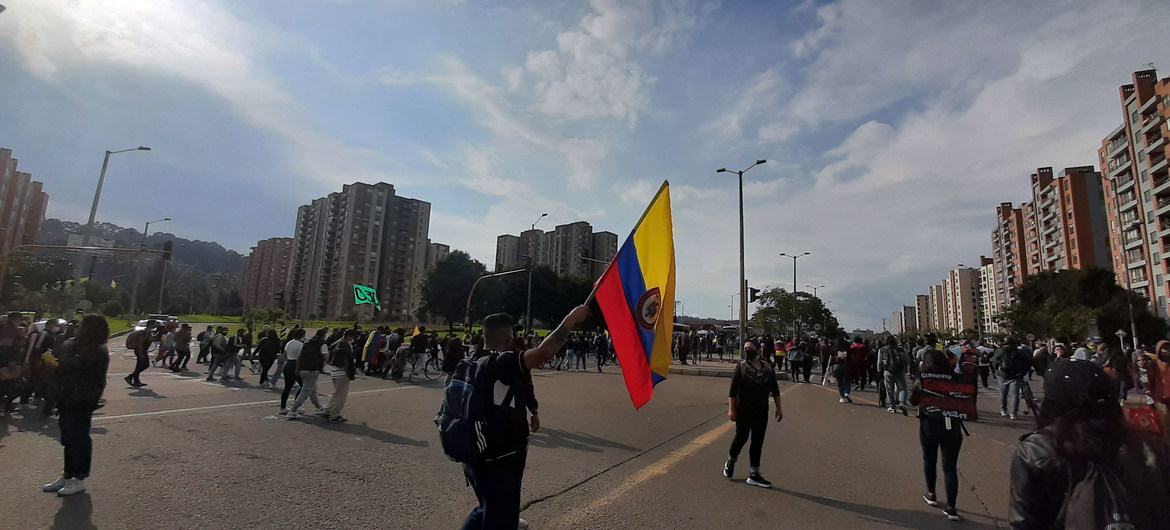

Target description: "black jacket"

left=299, top=338, right=327, bottom=372
left=57, top=339, right=110, bottom=405
left=1009, top=427, right=1170, bottom=529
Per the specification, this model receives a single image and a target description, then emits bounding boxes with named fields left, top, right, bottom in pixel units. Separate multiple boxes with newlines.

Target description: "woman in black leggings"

left=255, top=330, right=280, bottom=388
left=278, top=329, right=305, bottom=414
left=723, top=341, right=783, bottom=488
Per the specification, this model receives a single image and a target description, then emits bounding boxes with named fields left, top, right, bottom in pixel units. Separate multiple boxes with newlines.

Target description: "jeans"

left=728, top=410, right=768, bottom=467
left=920, top=416, right=963, bottom=508
left=325, top=375, right=350, bottom=418
left=462, top=449, right=527, bottom=529
left=207, top=355, right=226, bottom=378
left=290, top=371, right=321, bottom=411
left=999, top=375, right=1022, bottom=414
left=224, top=353, right=242, bottom=378
left=130, top=355, right=149, bottom=384
left=272, top=359, right=287, bottom=386
left=279, top=360, right=299, bottom=409
left=834, top=365, right=850, bottom=398
left=59, top=401, right=98, bottom=479
left=883, top=372, right=906, bottom=406
left=574, top=350, right=587, bottom=371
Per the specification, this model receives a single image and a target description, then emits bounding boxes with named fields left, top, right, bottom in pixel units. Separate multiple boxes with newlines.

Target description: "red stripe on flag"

left=596, top=266, right=653, bottom=409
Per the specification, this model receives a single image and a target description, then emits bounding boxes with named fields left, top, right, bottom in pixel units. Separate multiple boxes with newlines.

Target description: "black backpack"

left=886, top=347, right=906, bottom=375
left=435, top=354, right=510, bottom=463
left=1061, top=460, right=1141, bottom=529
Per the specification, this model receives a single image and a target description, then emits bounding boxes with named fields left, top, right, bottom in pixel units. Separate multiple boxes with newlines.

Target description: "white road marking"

left=94, top=386, right=420, bottom=421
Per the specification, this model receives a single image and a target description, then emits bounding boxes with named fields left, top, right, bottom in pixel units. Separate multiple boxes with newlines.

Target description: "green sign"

left=353, top=284, right=380, bottom=311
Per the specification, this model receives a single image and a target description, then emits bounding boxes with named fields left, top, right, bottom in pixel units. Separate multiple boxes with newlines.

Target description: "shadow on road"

left=528, top=428, right=638, bottom=453
left=768, top=485, right=999, bottom=529
left=315, top=420, right=429, bottom=447
left=128, top=388, right=166, bottom=399
left=51, top=492, right=96, bottom=530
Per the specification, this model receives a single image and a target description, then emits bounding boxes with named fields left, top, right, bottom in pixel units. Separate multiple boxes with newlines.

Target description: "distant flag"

left=412, top=326, right=420, bottom=337
left=591, top=180, right=675, bottom=409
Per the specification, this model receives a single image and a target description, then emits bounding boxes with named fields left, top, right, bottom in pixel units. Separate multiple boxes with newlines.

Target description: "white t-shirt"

left=284, top=339, right=304, bottom=361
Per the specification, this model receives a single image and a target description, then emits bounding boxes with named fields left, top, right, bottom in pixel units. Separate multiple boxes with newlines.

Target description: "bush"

left=101, top=300, right=124, bottom=317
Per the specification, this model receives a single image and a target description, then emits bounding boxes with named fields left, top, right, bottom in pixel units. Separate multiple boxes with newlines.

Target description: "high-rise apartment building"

left=915, top=294, right=933, bottom=332
left=495, top=234, right=520, bottom=271
left=991, top=202, right=1028, bottom=310
left=240, top=237, right=294, bottom=309
left=929, top=284, right=946, bottom=333
left=1027, top=166, right=1111, bottom=272
left=943, top=267, right=981, bottom=333
left=496, top=222, right=618, bottom=280
left=0, top=148, right=49, bottom=256
left=901, top=305, right=918, bottom=335
left=1100, top=69, right=1170, bottom=317
left=287, top=182, right=430, bottom=320
left=425, top=241, right=450, bottom=270
left=980, top=257, right=1000, bottom=335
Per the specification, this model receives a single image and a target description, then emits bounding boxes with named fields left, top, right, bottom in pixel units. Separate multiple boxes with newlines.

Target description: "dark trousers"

left=280, top=360, right=300, bottom=409
left=728, top=411, right=768, bottom=468
left=920, top=416, right=963, bottom=508
left=59, top=401, right=98, bottom=479
left=171, top=349, right=191, bottom=371
left=259, top=354, right=276, bottom=385
left=130, top=355, right=149, bottom=384
left=788, top=358, right=802, bottom=382
left=835, top=365, right=850, bottom=397
left=462, top=450, right=527, bottom=530
left=196, top=344, right=210, bottom=363
left=802, top=358, right=812, bottom=382
left=978, top=366, right=990, bottom=388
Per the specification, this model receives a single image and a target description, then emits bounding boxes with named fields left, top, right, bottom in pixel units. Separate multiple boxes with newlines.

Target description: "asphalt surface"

left=1, top=346, right=1041, bottom=529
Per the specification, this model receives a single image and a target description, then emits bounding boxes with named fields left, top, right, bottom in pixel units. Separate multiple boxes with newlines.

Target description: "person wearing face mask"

left=723, top=340, right=783, bottom=488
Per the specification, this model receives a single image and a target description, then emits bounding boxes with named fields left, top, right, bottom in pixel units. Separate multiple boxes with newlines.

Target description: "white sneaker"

left=887, top=407, right=896, bottom=413
left=57, top=478, right=85, bottom=496
left=286, top=412, right=301, bottom=420
left=278, top=408, right=289, bottom=415
left=1000, top=410, right=1007, bottom=417
left=43, top=476, right=69, bottom=492
left=1009, top=414, right=1017, bottom=421
left=518, top=518, right=530, bottom=530
left=839, top=398, right=846, bottom=403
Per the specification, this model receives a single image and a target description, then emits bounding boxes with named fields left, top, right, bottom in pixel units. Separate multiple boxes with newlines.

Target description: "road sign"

left=1115, top=329, right=1128, bottom=337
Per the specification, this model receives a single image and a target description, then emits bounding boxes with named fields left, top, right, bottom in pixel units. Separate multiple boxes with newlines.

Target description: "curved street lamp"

left=716, top=160, right=766, bottom=351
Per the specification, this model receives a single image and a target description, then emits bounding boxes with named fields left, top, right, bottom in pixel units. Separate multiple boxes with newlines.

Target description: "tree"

left=1002, top=267, right=1167, bottom=345
left=1, top=250, right=74, bottom=306
left=419, top=251, right=487, bottom=329
left=749, top=287, right=844, bottom=339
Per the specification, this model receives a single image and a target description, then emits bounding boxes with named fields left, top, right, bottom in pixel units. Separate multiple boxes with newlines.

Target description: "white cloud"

left=3, top=0, right=413, bottom=194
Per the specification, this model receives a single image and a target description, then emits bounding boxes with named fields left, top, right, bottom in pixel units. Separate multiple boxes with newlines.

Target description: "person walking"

left=169, top=324, right=192, bottom=372
left=593, top=332, right=609, bottom=372
left=832, top=350, right=852, bottom=403
left=124, top=319, right=156, bottom=387
left=323, top=329, right=357, bottom=423
left=878, top=336, right=909, bottom=415
left=993, top=338, right=1031, bottom=420
left=255, top=329, right=281, bottom=388
left=722, top=341, right=783, bottom=488
left=205, top=327, right=229, bottom=382
left=278, top=329, right=305, bottom=413
left=1009, top=359, right=1170, bottom=528
left=455, top=308, right=588, bottom=529
left=195, top=325, right=213, bottom=364
left=287, top=328, right=329, bottom=419
left=41, top=315, right=110, bottom=497
left=910, top=348, right=966, bottom=522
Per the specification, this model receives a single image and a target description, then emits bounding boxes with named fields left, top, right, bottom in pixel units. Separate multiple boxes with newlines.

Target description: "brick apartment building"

left=0, top=148, right=49, bottom=256
left=286, top=182, right=433, bottom=320
left=1100, top=69, right=1170, bottom=317
left=495, top=222, right=618, bottom=281
left=240, top=237, right=294, bottom=309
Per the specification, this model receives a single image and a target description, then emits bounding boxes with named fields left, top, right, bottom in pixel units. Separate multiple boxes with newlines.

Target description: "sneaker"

left=746, top=473, right=772, bottom=488
left=286, top=412, right=301, bottom=420
left=518, top=518, right=530, bottom=530
left=132, top=381, right=147, bottom=387
left=43, top=476, right=69, bottom=492
left=315, top=409, right=330, bottom=417
left=839, top=398, right=847, bottom=403
left=900, top=405, right=909, bottom=416
left=1009, top=414, right=1017, bottom=421
left=57, top=478, right=85, bottom=496
left=887, top=407, right=896, bottom=413
left=278, top=408, right=289, bottom=415
left=124, top=375, right=134, bottom=386
left=723, top=460, right=734, bottom=478
left=845, top=395, right=853, bottom=404
left=944, top=506, right=960, bottom=521
left=923, top=492, right=940, bottom=507
left=328, top=416, right=348, bottom=423
left=1000, top=409, right=1007, bottom=417
left=205, top=377, right=215, bottom=382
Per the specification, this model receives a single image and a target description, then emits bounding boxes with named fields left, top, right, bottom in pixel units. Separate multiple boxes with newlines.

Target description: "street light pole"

left=806, top=284, right=825, bottom=298
left=525, top=213, right=548, bottom=335
left=779, top=251, right=810, bottom=336
left=129, top=217, right=169, bottom=317
left=717, top=160, right=766, bottom=351
left=77, top=146, right=150, bottom=280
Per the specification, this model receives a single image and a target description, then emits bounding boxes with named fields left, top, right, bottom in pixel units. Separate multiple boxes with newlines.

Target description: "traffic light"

left=162, top=241, right=173, bottom=260
left=749, top=287, right=761, bottom=303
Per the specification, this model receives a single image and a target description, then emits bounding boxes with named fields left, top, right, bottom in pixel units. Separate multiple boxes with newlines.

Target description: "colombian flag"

left=594, top=181, right=675, bottom=409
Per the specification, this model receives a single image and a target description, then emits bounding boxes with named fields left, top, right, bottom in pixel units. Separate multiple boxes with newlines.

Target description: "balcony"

left=1142, top=113, right=1163, bottom=134
left=1107, top=137, right=1130, bottom=157
left=1151, top=152, right=1169, bottom=175
left=1149, top=135, right=1167, bottom=153
left=1154, top=175, right=1170, bottom=196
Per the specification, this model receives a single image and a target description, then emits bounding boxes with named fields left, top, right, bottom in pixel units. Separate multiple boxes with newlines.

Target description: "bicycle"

left=1020, top=379, right=1040, bottom=421
left=388, top=348, right=443, bottom=382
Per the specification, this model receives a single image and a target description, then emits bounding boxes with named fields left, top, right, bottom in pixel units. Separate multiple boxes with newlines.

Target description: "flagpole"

left=583, top=180, right=670, bottom=306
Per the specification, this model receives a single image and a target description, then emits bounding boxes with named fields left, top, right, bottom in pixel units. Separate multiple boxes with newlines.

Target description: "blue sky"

left=1, top=0, right=1168, bottom=329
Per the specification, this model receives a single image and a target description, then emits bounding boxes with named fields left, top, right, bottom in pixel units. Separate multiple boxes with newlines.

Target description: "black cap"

left=1043, top=359, right=1116, bottom=408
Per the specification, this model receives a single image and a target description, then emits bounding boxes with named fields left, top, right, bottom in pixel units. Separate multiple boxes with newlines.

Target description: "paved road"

left=1, top=346, right=1038, bottom=529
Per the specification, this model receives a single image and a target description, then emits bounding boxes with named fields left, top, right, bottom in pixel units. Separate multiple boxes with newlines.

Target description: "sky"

left=1, top=0, right=1169, bottom=330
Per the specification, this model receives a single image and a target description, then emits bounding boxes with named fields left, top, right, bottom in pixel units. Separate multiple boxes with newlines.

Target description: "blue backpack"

left=435, top=354, right=515, bottom=463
